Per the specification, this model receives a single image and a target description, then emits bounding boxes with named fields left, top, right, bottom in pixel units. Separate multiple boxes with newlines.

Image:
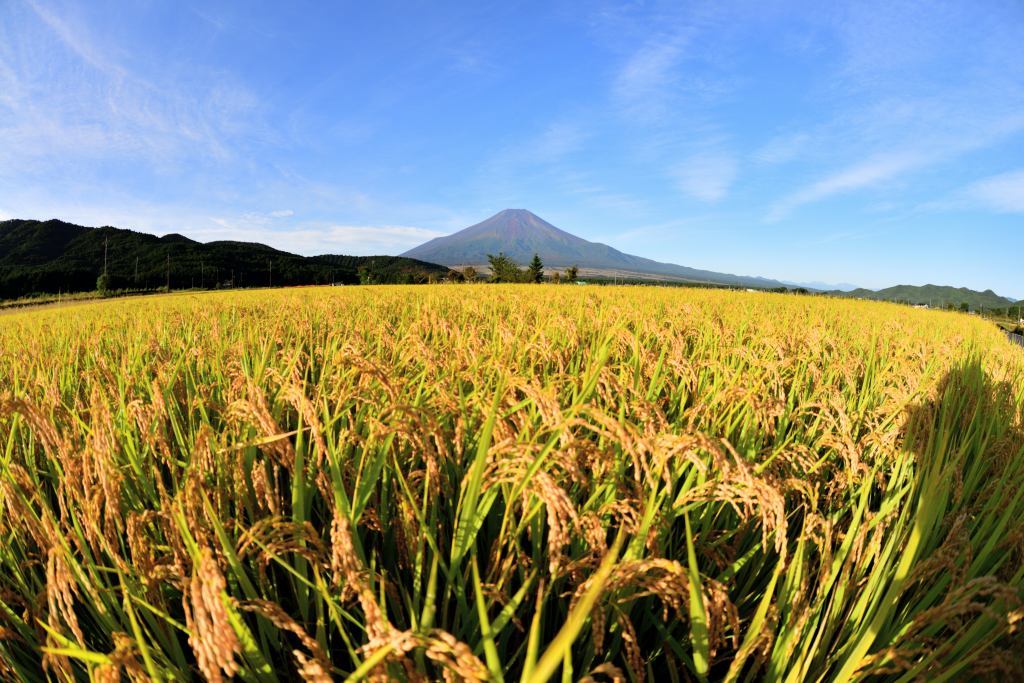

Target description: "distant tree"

left=96, top=273, right=112, bottom=296
left=552, top=271, right=561, bottom=284
left=462, top=265, right=478, bottom=282
left=960, top=302, right=970, bottom=313
left=565, top=265, right=579, bottom=284
left=487, top=253, right=525, bottom=283
left=528, top=253, right=544, bottom=283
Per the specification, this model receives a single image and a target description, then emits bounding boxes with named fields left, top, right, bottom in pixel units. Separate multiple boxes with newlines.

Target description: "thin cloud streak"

left=1, top=0, right=263, bottom=173
left=612, top=33, right=689, bottom=123
left=23, top=0, right=126, bottom=76
left=965, top=170, right=1024, bottom=214
left=767, top=153, right=923, bottom=221
left=765, top=109, right=1024, bottom=222
left=753, top=133, right=811, bottom=165
left=191, top=223, right=448, bottom=256
left=672, top=153, right=737, bottom=203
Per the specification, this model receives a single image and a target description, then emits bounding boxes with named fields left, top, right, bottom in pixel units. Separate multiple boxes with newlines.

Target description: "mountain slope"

left=835, top=284, right=1016, bottom=309
left=0, top=219, right=453, bottom=299
left=402, top=209, right=786, bottom=288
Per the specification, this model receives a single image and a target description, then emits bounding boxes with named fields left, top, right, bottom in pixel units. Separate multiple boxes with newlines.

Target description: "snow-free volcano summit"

left=402, top=209, right=784, bottom=288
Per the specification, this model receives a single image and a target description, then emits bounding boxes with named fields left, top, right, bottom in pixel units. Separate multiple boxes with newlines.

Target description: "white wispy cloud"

left=531, top=123, right=588, bottom=162
left=765, top=107, right=1024, bottom=222
left=476, top=120, right=592, bottom=202
left=208, top=210, right=295, bottom=233
left=488, top=121, right=588, bottom=171
left=672, top=153, right=737, bottom=203
left=809, top=228, right=879, bottom=245
left=965, top=170, right=1024, bottom=214
left=0, top=185, right=465, bottom=256
left=445, top=41, right=497, bottom=76
left=0, top=0, right=264, bottom=174
left=23, top=0, right=125, bottom=76
left=313, top=225, right=447, bottom=254
left=752, top=133, right=811, bottom=165
left=0, top=193, right=207, bottom=235
left=192, top=222, right=446, bottom=256
left=750, top=0, right=1024, bottom=224
left=767, top=152, right=924, bottom=221
left=559, top=174, right=646, bottom=213
left=612, top=34, right=688, bottom=122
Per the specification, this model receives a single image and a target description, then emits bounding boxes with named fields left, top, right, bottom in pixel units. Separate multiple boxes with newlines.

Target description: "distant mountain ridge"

left=0, top=218, right=453, bottom=299
left=402, top=209, right=787, bottom=288
left=834, top=283, right=1017, bottom=309
left=784, top=280, right=860, bottom=292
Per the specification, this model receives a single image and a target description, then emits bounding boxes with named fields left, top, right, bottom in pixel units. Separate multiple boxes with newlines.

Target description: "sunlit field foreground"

left=1, top=285, right=1023, bottom=682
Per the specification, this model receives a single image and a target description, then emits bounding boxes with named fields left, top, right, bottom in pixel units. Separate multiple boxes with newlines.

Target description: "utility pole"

left=201, top=259, right=205, bottom=289
left=103, top=236, right=108, bottom=276
left=135, top=257, right=139, bottom=284
left=166, top=253, right=170, bottom=291
left=269, top=259, right=273, bottom=287
left=231, top=269, right=235, bottom=288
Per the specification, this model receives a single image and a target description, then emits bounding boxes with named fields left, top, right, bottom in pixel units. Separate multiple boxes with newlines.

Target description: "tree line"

left=458, top=253, right=579, bottom=284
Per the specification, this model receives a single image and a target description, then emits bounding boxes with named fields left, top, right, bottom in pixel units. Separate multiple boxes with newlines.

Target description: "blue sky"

left=1, top=1, right=1022, bottom=296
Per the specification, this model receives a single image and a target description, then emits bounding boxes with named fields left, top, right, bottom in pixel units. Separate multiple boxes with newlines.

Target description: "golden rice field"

left=1, top=285, right=1023, bottom=682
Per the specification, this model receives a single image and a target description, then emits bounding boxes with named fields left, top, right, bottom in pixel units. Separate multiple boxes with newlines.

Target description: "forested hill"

left=0, top=219, right=454, bottom=299
left=833, top=283, right=1016, bottom=310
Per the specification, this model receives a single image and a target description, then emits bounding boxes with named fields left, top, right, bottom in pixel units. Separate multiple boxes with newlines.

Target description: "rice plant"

left=1, top=285, right=1022, bottom=681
